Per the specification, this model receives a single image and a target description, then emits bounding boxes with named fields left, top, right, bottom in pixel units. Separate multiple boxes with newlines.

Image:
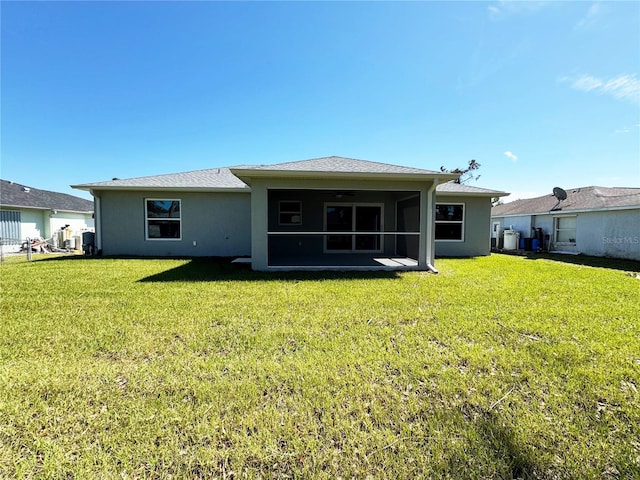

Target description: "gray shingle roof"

left=1, top=179, right=93, bottom=212
left=72, top=168, right=249, bottom=191
left=73, top=156, right=460, bottom=192
left=234, top=156, right=444, bottom=175
left=436, top=181, right=508, bottom=196
left=492, top=186, right=640, bottom=216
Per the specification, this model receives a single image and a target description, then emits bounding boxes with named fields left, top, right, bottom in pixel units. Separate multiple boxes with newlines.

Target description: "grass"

left=1, top=253, right=639, bottom=479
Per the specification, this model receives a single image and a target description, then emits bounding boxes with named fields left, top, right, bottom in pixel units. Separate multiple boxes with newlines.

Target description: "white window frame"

left=435, top=203, right=465, bottom=242
left=278, top=201, right=302, bottom=226
left=145, top=198, right=182, bottom=241
left=323, top=202, right=384, bottom=253
left=554, top=215, right=577, bottom=245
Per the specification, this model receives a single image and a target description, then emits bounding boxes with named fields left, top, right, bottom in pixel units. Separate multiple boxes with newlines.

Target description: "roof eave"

left=0, top=203, right=93, bottom=214
left=229, top=168, right=459, bottom=182
left=72, top=185, right=251, bottom=193
left=437, top=191, right=510, bottom=198
left=492, top=204, right=640, bottom=217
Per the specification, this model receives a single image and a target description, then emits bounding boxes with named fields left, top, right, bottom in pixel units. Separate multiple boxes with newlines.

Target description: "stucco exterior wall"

left=97, top=190, right=251, bottom=257
left=50, top=212, right=94, bottom=238
left=493, top=209, right=640, bottom=260
left=502, top=215, right=533, bottom=238
left=531, top=216, right=554, bottom=239
left=20, top=209, right=46, bottom=240
left=573, top=209, right=639, bottom=260
left=435, top=195, right=492, bottom=257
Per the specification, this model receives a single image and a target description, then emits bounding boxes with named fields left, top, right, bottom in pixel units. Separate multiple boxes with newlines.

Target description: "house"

left=491, top=186, right=640, bottom=261
left=72, top=156, right=507, bottom=271
left=0, top=179, right=94, bottom=253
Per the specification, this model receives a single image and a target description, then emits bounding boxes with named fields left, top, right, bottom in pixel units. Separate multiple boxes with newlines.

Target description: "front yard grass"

left=1, top=254, right=638, bottom=479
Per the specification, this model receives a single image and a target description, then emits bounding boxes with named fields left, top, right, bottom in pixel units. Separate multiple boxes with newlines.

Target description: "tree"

left=440, top=159, right=481, bottom=184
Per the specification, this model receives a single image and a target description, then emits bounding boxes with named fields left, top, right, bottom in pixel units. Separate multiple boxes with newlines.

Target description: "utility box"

left=503, top=230, right=520, bottom=250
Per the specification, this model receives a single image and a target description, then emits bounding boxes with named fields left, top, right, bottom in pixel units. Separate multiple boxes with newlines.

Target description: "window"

left=0, top=210, right=21, bottom=244
left=435, top=203, right=464, bottom=241
left=279, top=201, right=302, bottom=225
left=325, top=203, right=383, bottom=252
left=554, top=216, right=576, bottom=244
left=145, top=199, right=181, bottom=240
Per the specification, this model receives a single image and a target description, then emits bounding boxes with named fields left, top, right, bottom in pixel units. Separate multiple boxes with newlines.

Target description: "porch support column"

left=250, top=182, right=269, bottom=271
left=419, top=180, right=439, bottom=272
left=93, top=191, right=103, bottom=253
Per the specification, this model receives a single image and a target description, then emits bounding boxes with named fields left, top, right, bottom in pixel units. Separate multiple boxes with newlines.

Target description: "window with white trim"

left=145, top=199, right=181, bottom=240
left=279, top=201, right=302, bottom=225
left=435, top=203, right=464, bottom=241
left=554, top=215, right=576, bottom=244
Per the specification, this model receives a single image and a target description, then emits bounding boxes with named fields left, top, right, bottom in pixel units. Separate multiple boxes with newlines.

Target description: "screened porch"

left=266, top=189, right=423, bottom=270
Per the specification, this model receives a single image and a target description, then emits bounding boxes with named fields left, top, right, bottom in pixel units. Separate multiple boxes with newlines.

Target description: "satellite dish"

left=550, top=187, right=567, bottom=211
left=553, top=187, right=567, bottom=201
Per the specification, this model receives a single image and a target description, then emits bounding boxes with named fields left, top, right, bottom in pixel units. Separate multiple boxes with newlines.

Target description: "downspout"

left=426, top=179, right=440, bottom=273
left=92, top=190, right=102, bottom=254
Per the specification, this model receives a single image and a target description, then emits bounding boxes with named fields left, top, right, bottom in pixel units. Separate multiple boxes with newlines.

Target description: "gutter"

left=0, top=204, right=93, bottom=214
left=230, top=168, right=459, bottom=183
left=492, top=204, right=640, bottom=218
left=71, top=185, right=250, bottom=193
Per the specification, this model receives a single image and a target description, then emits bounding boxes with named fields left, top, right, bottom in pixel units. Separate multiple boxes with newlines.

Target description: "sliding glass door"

left=325, top=204, right=382, bottom=252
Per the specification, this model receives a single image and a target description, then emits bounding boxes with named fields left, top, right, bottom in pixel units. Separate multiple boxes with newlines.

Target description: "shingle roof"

left=72, top=167, right=249, bottom=191
left=234, top=156, right=444, bottom=175
left=1, top=179, right=93, bottom=212
left=436, top=181, right=508, bottom=196
left=491, top=186, right=640, bottom=216
left=73, top=156, right=460, bottom=192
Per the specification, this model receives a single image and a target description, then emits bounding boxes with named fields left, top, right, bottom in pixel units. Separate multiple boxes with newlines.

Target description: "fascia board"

left=493, top=205, right=640, bottom=217
left=230, top=168, right=459, bottom=182
left=72, top=186, right=251, bottom=193
left=437, top=191, right=510, bottom=198
left=0, top=204, right=93, bottom=214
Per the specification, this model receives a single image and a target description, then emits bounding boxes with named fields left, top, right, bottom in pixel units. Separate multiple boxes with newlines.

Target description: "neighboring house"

left=0, top=179, right=94, bottom=253
left=72, top=156, right=507, bottom=271
left=491, top=186, right=640, bottom=261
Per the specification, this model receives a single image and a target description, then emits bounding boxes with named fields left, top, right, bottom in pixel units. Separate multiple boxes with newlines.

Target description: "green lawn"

left=1, top=254, right=638, bottom=479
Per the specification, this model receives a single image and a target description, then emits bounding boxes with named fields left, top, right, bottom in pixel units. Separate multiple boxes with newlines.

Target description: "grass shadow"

left=475, top=410, right=539, bottom=479
left=522, top=252, right=640, bottom=273
left=137, top=257, right=404, bottom=282
left=21, top=255, right=406, bottom=281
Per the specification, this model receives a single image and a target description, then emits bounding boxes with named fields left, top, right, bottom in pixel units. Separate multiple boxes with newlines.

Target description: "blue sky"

left=2, top=1, right=639, bottom=202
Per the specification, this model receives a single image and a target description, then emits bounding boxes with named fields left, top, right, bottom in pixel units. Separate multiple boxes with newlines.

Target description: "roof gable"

left=492, top=186, right=640, bottom=216
left=1, top=179, right=93, bottom=212
left=234, top=156, right=444, bottom=175
left=73, top=156, right=462, bottom=192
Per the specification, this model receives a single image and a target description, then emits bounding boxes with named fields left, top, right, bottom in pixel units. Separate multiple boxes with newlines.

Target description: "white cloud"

left=613, top=124, right=640, bottom=135
left=575, top=2, right=604, bottom=31
left=570, top=75, right=602, bottom=92
left=560, top=74, right=640, bottom=105
left=488, top=1, right=552, bottom=20
left=504, top=151, right=518, bottom=162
